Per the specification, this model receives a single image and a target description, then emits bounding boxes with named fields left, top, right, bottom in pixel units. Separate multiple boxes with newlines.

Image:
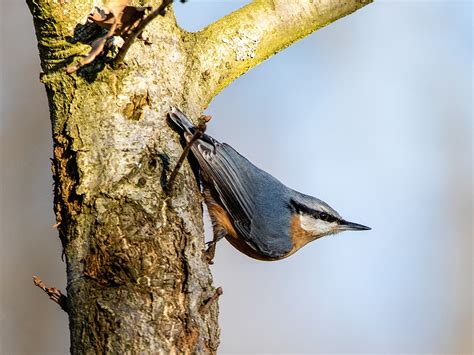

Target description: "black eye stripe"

left=314, top=211, right=336, bottom=222
left=289, top=199, right=337, bottom=222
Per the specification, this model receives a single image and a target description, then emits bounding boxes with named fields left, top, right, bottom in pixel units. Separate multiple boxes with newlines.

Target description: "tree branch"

left=190, top=0, right=373, bottom=107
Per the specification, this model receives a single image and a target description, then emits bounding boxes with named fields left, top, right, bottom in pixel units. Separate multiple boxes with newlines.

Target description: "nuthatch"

left=169, top=107, right=370, bottom=262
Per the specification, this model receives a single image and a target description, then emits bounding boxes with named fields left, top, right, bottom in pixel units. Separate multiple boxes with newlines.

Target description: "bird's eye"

left=319, top=212, right=328, bottom=220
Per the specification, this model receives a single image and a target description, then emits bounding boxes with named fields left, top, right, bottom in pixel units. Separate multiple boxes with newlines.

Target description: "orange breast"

left=206, top=197, right=238, bottom=239
left=286, top=214, right=317, bottom=257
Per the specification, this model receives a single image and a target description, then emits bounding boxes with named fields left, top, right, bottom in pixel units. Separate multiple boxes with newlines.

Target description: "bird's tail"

left=169, top=107, right=196, bottom=135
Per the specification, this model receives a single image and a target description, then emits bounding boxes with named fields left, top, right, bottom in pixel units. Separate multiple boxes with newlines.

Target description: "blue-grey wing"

left=190, top=138, right=293, bottom=257
left=191, top=140, right=254, bottom=241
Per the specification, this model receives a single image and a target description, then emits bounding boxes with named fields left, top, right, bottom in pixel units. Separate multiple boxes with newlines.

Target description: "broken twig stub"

left=33, top=275, right=68, bottom=312
left=200, top=287, right=223, bottom=314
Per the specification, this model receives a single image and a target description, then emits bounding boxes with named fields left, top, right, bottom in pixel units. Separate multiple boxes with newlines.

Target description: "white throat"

left=299, top=213, right=335, bottom=235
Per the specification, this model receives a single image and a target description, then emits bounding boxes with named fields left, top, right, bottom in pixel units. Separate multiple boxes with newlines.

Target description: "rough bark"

left=26, top=0, right=372, bottom=353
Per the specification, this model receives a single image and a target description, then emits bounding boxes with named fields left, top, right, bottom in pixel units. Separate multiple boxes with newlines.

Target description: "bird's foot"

left=202, top=240, right=217, bottom=265
left=202, top=232, right=224, bottom=265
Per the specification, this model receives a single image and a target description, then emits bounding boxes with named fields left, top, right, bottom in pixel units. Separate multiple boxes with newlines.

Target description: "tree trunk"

left=26, top=0, right=372, bottom=353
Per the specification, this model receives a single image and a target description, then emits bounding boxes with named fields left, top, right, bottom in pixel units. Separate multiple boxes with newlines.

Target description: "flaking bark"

left=26, top=0, right=372, bottom=353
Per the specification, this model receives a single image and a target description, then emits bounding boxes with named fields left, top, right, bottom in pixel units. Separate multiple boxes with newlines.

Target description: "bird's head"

left=289, top=193, right=370, bottom=241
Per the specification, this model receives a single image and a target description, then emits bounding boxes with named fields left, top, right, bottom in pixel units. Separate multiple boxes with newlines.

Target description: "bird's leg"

left=203, top=231, right=225, bottom=265
left=166, top=114, right=211, bottom=194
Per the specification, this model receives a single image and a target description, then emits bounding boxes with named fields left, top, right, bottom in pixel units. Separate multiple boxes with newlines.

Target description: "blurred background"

left=1, top=0, right=472, bottom=354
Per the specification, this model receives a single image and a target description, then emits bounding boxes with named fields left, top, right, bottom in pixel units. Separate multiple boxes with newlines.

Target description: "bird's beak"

left=338, top=220, right=371, bottom=231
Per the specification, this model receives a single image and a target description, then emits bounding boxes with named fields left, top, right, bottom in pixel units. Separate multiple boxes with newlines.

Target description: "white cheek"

left=299, top=214, right=335, bottom=234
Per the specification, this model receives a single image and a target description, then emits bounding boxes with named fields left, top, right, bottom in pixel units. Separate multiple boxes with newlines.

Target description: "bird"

left=169, top=107, right=371, bottom=262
